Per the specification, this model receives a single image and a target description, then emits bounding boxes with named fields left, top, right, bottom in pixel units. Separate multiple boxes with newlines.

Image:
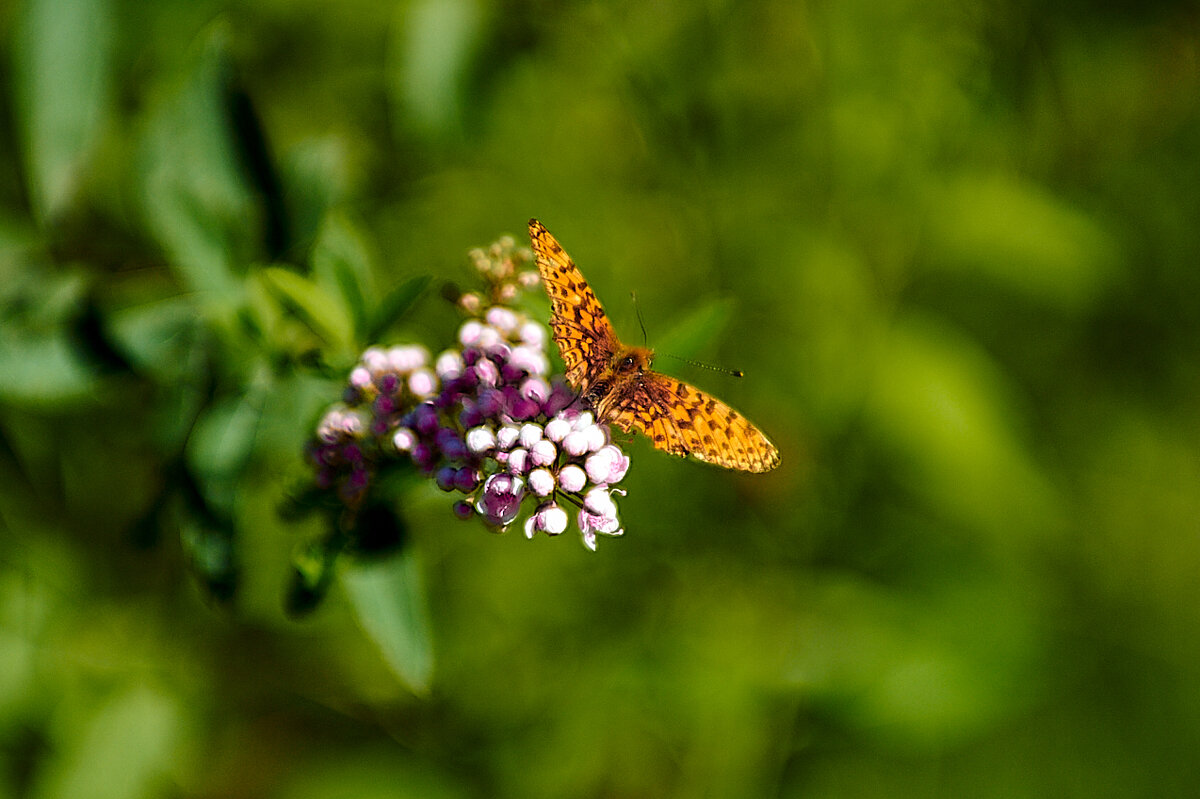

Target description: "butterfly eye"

left=621, top=356, right=636, bottom=371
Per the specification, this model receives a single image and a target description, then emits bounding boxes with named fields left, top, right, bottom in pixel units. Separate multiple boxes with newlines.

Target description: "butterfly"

left=528, top=219, right=780, bottom=473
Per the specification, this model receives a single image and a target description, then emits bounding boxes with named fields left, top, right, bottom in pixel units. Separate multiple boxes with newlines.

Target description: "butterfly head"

left=613, top=346, right=654, bottom=377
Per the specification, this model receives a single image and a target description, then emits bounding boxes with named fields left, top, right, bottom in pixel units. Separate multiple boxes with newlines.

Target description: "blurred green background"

left=3, top=0, right=1200, bottom=796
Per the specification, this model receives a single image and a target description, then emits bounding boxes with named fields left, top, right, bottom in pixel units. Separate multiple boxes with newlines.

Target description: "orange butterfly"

left=529, top=219, right=780, bottom=473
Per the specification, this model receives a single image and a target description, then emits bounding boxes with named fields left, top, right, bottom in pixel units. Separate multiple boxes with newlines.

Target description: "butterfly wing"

left=609, top=371, right=781, bottom=473
left=528, top=219, right=618, bottom=390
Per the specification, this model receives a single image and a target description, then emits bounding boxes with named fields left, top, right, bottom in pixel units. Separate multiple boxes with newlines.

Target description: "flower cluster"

left=307, top=236, right=630, bottom=550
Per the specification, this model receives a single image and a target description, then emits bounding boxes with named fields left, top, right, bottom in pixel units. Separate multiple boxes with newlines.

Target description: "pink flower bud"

left=530, top=439, right=557, bottom=467
left=528, top=468, right=555, bottom=497
left=557, top=464, right=586, bottom=493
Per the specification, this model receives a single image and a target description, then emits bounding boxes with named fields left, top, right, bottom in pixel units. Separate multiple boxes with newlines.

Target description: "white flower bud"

left=558, top=464, right=586, bottom=493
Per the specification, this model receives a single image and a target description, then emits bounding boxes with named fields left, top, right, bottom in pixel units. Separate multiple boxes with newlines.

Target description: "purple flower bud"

left=435, top=381, right=462, bottom=409
left=374, top=394, right=396, bottom=416
left=436, top=428, right=468, bottom=461
left=452, top=500, right=474, bottom=520
left=343, top=443, right=363, bottom=463
left=500, top=362, right=526, bottom=384
left=339, top=466, right=371, bottom=505
left=411, top=442, right=434, bottom=467
left=379, top=373, right=401, bottom=395
left=475, top=473, right=525, bottom=527
left=530, top=439, right=557, bottom=467
left=544, top=382, right=575, bottom=416
left=315, top=468, right=333, bottom=489
left=476, top=388, right=504, bottom=417
left=435, top=466, right=457, bottom=491
left=528, top=467, right=555, bottom=497
left=586, top=444, right=630, bottom=485
left=412, top=403, right=439, bottom=436
left=510, top=397, right=540, bottom=421
left=462, top=347, right=482, bottom=367
left=454, top=467, right=479, bottom=493
left=558, top=464, right=586, bottom=493
left=459, top=401, right=485, bottom=429
left=317, top=445, right=341, bottom=466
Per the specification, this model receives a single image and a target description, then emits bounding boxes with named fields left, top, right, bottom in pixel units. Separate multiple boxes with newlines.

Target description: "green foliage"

left=2, top=0, right=1200, bottom=797
left=341, top=550, right=433, bottom=694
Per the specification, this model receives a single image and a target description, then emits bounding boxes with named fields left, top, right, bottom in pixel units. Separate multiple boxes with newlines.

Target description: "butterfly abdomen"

left=582, top=378, right=612, bottom=410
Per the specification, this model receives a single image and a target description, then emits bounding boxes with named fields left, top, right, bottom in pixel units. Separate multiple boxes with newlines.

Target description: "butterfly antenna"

left=660, top=353, right=744, bottom=378
left=631, top=292, right=649, bottom=347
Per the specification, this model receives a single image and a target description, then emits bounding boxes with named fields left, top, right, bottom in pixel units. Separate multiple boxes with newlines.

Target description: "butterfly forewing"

left=528, top=219, right=617, bottom=390
left=528, top=218, right=780, bottom=473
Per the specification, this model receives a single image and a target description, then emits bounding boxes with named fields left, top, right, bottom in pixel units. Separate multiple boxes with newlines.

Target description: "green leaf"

left=0, top=267, right=99, bottom=406
left=369, top=275, right=432, bottom=341
left=260, top=267, right=356, bottom=356
left=0, top=328, right=99, bottom=406
left=186, top=380, right=269, bottom=514
left=286, top=531, right=343, bottom=617
left=134, top=25, right=261, bottom=304
left=280, top=138, right=357, bottom=252
left=653, top=297, right=738, bottom=361
left=340, top=550, right=433, bottom=694
left=179, top=513, right=238, bottom=603
left=105, top=295, right=203, bottom=381
left=311, top=212, right=377, bottom=340
left=13, top=0, right=115, bottom=222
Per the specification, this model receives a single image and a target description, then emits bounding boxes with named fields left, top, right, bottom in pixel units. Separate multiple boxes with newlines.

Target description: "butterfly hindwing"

left=609, top=372, right=781, bottom=473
